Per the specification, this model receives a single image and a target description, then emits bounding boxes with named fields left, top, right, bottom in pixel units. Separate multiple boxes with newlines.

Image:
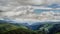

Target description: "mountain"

left=0, top=20, right=43, bottom=34
left=0, top=20, right=60, bottom=34
left=0, top=21, right=28, bottom=34
left=27, top=22, right=44, bottom=30
left=39, top=23, right=60, bottom=34
left=48, top=24, right=60, bottom=34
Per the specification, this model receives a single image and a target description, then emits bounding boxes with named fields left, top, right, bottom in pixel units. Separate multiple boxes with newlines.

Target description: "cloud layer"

left=0, top=6, right=60, bottom=22
left=0, top=0, right=60, bottom=22
left=0, top=0, right=60, bottom=5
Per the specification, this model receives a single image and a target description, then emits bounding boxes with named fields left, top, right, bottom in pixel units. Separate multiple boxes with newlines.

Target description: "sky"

left=0, top=0, right=60, bottom=23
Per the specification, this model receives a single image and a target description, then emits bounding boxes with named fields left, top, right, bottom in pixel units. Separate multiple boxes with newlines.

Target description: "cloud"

left=0, top=0, right=60, bottom=23
left=0, top=6, right=60, bottom=22
left=0, top=0, right=60, bottom=6
left=16, top=0, right=60, bottom=5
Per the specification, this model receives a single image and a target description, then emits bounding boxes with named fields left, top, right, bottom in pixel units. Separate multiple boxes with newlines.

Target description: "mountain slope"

left=0, top=22, right=28, bottom=34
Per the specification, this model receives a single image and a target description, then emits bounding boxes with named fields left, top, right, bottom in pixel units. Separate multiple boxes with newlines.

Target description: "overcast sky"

left=0, top=0, right=60, bottom=23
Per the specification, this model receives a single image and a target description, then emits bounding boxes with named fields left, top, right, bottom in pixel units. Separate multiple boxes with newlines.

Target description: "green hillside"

left=0, top=23, right=43, bottom=34
left=0, top=23, right=60, bottom=34
left=0, top=23, right=28, bottom=34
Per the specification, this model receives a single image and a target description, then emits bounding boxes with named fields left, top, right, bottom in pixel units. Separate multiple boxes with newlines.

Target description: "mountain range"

left=0, top=19, right=60, bottom=34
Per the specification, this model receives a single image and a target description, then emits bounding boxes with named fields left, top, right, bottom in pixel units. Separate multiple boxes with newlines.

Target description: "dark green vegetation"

left=0, top=23, right=43, bottom=34
left=0, top=22, right=60, bottom=34
left=0, top=23, right=28, bottom=34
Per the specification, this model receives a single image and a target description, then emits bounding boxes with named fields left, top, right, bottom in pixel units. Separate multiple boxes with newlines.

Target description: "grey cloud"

left=0, top=0, right=60, bottom=7
left=0, top=0, right=60, bottom=22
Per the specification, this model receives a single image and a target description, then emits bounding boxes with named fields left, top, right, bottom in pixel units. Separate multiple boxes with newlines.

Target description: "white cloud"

left=0, top=0, right=60, bottom=24
left=0, top=6, right=60, bottom=22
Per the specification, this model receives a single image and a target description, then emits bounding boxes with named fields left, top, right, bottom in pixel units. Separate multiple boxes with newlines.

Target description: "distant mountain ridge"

left=0, top=20, right=60, bottom=34
left=0, top=19, right=60, bottom=30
